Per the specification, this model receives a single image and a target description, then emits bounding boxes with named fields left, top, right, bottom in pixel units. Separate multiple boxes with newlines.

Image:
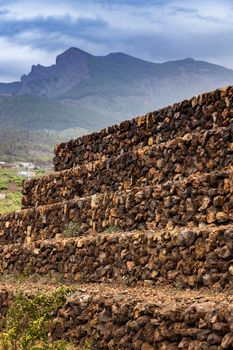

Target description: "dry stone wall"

left=23, top=126, right=233, bottom=208
left=1, top=171, right=232, bottom=244
left=53, top=287, right=233, bottom=350
left=0, top=225, right=232, bottom=289
left=54, top=87, right=233, bottom=171
left=0, top=286, right=233, bottom=350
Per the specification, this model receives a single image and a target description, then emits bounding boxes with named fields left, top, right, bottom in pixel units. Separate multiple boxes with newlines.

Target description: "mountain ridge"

left=2, top=48, right=233, bottom=101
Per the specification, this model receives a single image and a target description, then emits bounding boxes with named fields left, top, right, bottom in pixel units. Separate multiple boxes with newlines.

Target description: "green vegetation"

left=62, top=222, right=82, bottom=238
left=104, top=226, right=121, bottom=234
left=0, top=191, right=22, bottom=214
left=0, top=288, right=69, bottom=350
left=0, top=167, right=49, bottom=214
left=0, top=168, right=22, bottom=189
left=0, top=168, right=23, bottom=214
left=0, top=272, right=66, bottom=286
left=0, top=288, right=96, bottom=350
left=0, top=94, right=104, bottom=131
left=0, top=129, right=51, bottom=165
left=62, top=223, right=121, bottom=237
left=0, top=127, right=89, bottom=166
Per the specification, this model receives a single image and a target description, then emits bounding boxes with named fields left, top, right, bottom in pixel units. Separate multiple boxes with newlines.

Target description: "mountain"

left=0, top=81, right=21, bottom=94
left=1, top=47, right=233, bottom=131
left=1, top=47, right=233, bottom=163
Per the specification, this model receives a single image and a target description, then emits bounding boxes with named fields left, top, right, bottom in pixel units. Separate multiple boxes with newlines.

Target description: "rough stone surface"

left=1, top=171, right=232, bottom=244
left=53, top=86, right=233, bottom=171
left=22, top=126, right=233, bottom=208
left=0, top=226, right=232, bottom=289
left=0, top=284, right=232, bottom=349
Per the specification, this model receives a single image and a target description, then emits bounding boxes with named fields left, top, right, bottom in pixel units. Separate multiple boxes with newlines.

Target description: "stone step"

left=0, top=225, right=232, bottom=289
left=23, top=126, right=233, bottom=208
left=0, top=282, right=233, bottom=349
left=54, top=86, right=233, bottom=171
left=1, top=170, right=232, bottom=244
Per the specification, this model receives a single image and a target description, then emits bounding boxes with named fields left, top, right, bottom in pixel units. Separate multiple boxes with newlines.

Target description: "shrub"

left=0, top=287, right=73, bottom=350
left=104, top=226, right=120, bottom=234
left=62, top=222, right=82, bottom=238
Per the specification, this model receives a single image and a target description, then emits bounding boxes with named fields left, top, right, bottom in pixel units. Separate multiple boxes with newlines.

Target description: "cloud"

left=0, top=36, right=55, bottom=81
left=0, top=0, right=233, bottom=81
left=1, top=16, right=108, bottom=50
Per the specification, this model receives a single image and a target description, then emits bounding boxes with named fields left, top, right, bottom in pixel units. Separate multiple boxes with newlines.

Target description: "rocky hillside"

left=0, top=86, right=232, bottom=348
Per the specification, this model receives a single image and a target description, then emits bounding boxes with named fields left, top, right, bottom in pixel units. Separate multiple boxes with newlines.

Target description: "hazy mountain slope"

left=1, top=48, right=233, bottom=132
left=0, top=94, right=112, bottom=130
left=0, top=127, right=90, bottom=165
left=19, top=49, right=233, bottom=100
left=0, top=82, right=21, bottom=94
left=1, top=47, right=233, bottom=164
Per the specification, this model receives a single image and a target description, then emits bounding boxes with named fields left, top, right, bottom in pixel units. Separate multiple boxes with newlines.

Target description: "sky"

left=0, top=0, right=233, bottom=82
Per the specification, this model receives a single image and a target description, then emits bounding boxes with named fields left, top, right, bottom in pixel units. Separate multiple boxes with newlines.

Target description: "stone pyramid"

left=0, top=86, right=232, bottom=349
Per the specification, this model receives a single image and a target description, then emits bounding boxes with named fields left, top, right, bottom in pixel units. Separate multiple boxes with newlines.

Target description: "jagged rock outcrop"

left=20, top=48, right=90, bottom=97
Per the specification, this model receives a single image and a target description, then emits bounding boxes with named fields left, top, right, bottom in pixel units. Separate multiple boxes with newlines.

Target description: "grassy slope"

left=0, top=168, right=23, bottom=214
left=0, top=94, right=114, bottom=130
left=0, top=127, right=90, bottom=165
left=0, top=167, right=47, bottom=214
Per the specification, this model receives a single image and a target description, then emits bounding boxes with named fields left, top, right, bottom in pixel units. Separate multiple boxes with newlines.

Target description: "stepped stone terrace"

left=0, top=86, right=232, bottom=349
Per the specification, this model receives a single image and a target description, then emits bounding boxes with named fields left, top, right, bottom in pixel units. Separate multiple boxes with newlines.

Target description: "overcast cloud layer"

left=0, top=0, right=233, bottom=81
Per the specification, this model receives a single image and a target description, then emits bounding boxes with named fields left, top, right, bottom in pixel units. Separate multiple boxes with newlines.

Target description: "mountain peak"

left=19, top=47, right=91, bottom=97
left=107, top=52, right=129, bottom=57
left=184, top=57, right=194, bottom=61
left=56, top=47, right=92, bottom=65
